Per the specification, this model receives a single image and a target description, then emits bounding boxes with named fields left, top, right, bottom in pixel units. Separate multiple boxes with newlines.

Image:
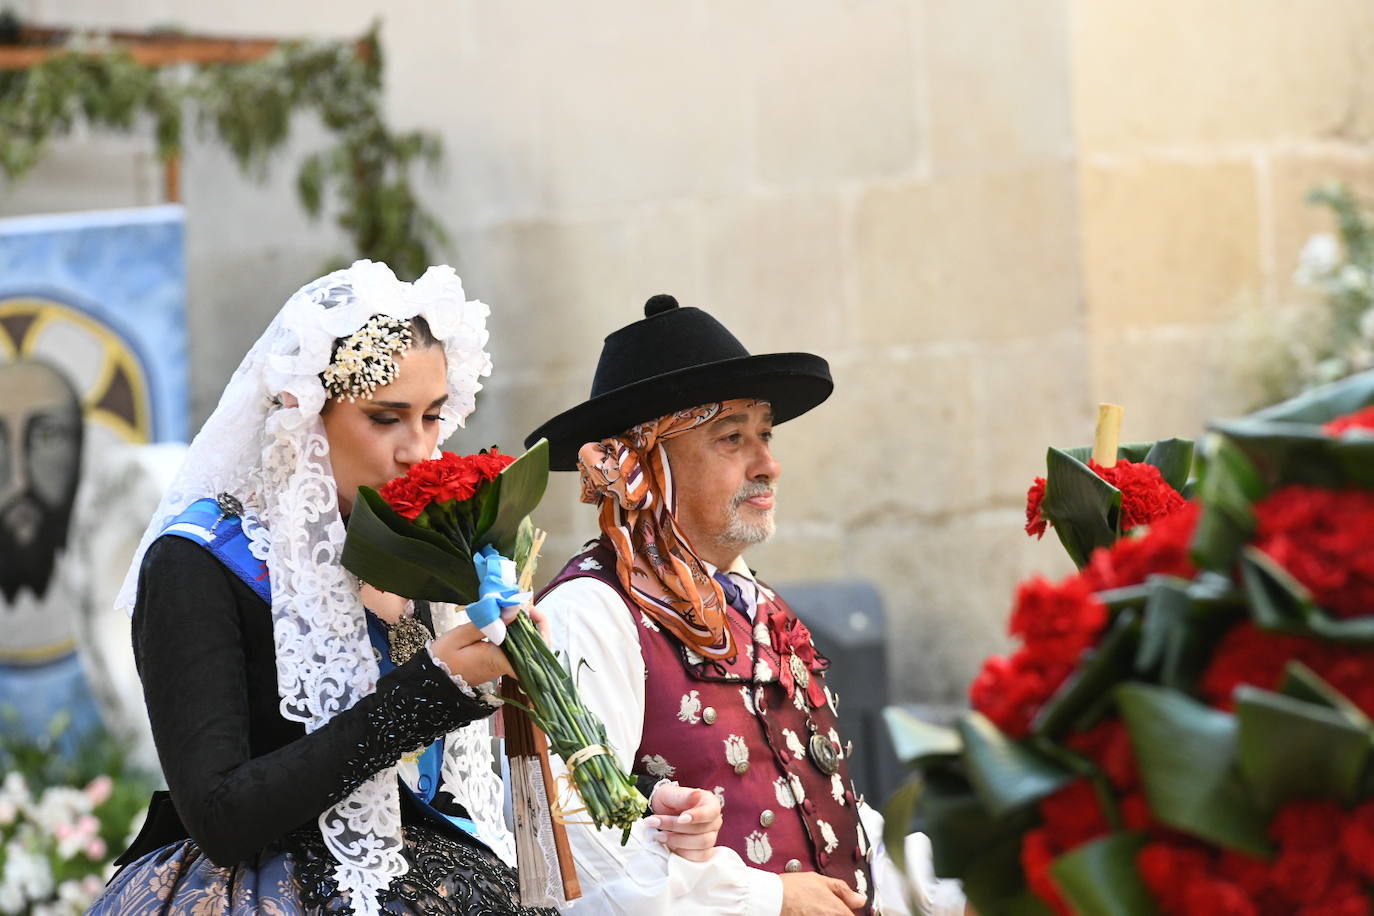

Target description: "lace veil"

left=114, top=260, right=514, bottom=915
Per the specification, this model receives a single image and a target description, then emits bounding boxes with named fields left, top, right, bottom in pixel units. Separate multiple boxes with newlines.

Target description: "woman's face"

left=321, top=344, right=449, bottom=515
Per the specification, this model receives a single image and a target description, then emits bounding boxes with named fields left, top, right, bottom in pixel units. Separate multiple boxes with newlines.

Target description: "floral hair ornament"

left=321, top=314, right=415, bottom=401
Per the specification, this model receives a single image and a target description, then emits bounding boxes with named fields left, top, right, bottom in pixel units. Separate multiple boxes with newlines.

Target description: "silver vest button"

left=784, top=859, right=801, bottom=873
left=759, top=809, right=775, bottom=827
left=702, top=706, right=717, bottom=725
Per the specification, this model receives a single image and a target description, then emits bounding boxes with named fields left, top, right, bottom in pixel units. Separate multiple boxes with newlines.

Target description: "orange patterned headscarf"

left=577, top=399, right=766, bottom=662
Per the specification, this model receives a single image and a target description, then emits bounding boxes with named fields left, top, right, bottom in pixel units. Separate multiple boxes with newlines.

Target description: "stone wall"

left=10, top=0, right=1374, bottom=704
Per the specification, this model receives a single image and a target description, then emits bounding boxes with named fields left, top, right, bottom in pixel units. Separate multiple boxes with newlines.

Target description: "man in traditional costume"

left=528, top=296, right=964, bottom=915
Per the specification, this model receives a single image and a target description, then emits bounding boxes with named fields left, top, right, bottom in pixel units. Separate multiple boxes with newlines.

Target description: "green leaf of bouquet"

left=1050, top=833, right=1156, bottom=916
left=883, top=777, right=924, bottom=877
left=1041, top=447, right=1122, bottom=568
left=1211, top=417, right=1374, bottom=491
left=958, top=712, right=1073, bottom=819
left=1143, top=437, right=1195, bottom=493
left=1191, top=434, right=1264, bottom=573
left=914, top=768, right=1048, bottom=914
left=476, top=438, right=550, bottom=555
left=1033, top=609, right=1141, bottom=739
left=1279, top=661, right=1372, bottom=727
left=1235, top=684, right=1372, bottom=810
left=1240, top=546, right=1374, bottom=645
left=1135, top=576, right=1241, bottom=692
left=342, top=488, right=479, bottom=602
left=472, top=473, right=502, bottom=543
left=1064, top=441, right=1156, bottom=466
left=883, top=705, right=963, bottom=766
left=1115, top=683, right=1272, bottom=857
left=1248, top=367, right=1374, bottom=424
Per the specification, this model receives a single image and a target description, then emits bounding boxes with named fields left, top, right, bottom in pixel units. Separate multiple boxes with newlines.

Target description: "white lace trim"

left=425, top=643, right=477, bottom=699
left=113, top=261, right=498, bottom=916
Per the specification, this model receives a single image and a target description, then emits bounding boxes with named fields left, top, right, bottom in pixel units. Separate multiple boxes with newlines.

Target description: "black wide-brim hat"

left=526, top=295, right=833, bottom=470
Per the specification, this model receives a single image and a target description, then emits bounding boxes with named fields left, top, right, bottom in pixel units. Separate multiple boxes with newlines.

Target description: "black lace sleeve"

left=133, top=536, right=496, bottom=866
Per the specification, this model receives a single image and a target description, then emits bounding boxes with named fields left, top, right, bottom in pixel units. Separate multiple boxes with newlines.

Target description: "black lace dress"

left=87, top=536, right=554, bottom=916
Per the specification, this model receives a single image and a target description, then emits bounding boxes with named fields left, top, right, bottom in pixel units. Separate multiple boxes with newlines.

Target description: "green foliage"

left=0, top=24, right=447, bottom=277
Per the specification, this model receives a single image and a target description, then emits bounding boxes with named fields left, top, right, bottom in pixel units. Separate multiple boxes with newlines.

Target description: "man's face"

left=0, top=360, right=84, bottom=603
left=662, top=402, right=781, bottom=564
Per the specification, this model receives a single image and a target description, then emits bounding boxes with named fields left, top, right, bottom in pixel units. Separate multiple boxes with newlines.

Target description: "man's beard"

left=0, top=491, right=74, bottom=604
left=720, top=481, right=776, bottom=548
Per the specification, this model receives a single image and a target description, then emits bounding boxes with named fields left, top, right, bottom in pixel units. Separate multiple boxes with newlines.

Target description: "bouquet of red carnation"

left=883, top=372, right=1374, bottom=916
left=341, top=441, right=647, bottom=839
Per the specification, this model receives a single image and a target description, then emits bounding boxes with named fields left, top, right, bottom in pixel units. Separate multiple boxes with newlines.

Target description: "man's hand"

left=645, top=784, right=722, bottom=863
left=779, top=872, right=867, bottom=915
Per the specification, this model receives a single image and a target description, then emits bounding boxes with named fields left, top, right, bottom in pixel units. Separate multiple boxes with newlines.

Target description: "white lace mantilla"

left=115, top=261, right=496, bottom=916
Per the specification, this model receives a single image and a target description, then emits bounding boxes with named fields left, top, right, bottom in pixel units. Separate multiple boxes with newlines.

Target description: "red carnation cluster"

left=1081, top=501, right=1200, bottom=592
left=1324, top=405, right=1374, bottom=436
left=970, top=575, right=1107, bottom=737
left=379, top=448, right=515, bottom=520
left=1199, top=622, right=1374, bottom=719
left=1025, top=459, right=1187, bottom=540
left=1251, top=485, right=1374, bottom=620
left=1021, top=718, right=1155, bottom=913
left=1137, top=800, right=1374, bottom=916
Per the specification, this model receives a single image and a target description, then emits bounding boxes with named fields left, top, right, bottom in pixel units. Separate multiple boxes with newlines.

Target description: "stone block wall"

left=10, top=0, right=1374, bottom=704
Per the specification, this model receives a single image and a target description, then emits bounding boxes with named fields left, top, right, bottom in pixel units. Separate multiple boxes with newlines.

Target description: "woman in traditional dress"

left=88, top=261, right=719, bottom=915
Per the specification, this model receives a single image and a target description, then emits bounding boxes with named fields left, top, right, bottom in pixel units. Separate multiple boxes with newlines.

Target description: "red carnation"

left=1180, top=878, right=1257, bottom=916
left=1081, top=501, right=1200, bottom=591
left=1324, top=405, right=1374, bottom=436
left=1269, top=801, right=1353, bottom=907
left=1026, top=477, right=1049, bottom=538
left=1064, top=718, right=1139, bottom=791
left=971, top=574, right=1109, bottom=736
left=1038, top=779, right=1110, bottom=852
left=470, top=447, right=516, bottom=482
left=1020, top=828, right=1073, bottom=916
left=1339, top=801, right=1374, bottom=881
left=1252, top=485, right=1374, bottom=620
left=1089, top=459, right=1189, bottom=532
left=1138, top=841, right=1213, bottom=914
left=378, top=476, right=429, bottom=520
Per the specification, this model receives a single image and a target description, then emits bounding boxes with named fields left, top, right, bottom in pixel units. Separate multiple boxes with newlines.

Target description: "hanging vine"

left=0, top=22, right=447, bottom=278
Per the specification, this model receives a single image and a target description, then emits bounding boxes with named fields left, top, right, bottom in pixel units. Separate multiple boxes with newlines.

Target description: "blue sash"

left=159, top=499, right=479, bottom=840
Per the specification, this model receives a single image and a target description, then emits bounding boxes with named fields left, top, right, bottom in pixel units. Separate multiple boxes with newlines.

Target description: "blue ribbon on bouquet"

left=466, top=546, right=531, bottom=645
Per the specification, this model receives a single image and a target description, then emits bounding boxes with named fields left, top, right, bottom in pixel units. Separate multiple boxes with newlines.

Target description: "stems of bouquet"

left=1093, top=402, right=1124, bottom=467
left=504, top=530, right=647, bottom=837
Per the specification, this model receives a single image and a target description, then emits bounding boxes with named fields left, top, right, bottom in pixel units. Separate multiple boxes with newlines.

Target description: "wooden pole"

left=162, top=155, right=181, bottom=204
left=1093, top=403, right=1124, bottom=467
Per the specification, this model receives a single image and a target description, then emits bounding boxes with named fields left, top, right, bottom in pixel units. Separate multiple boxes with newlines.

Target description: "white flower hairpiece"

left=320, top=314, right=415, bottom=401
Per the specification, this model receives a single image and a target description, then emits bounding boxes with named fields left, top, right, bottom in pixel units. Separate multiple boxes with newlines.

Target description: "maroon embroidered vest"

left=541, top=541, right=876, bottom=907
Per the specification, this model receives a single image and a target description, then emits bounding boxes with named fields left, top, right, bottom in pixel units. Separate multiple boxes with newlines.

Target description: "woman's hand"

left=644, top=784, right=722, bottom=863
left=430, top=619, right=514, bottom=685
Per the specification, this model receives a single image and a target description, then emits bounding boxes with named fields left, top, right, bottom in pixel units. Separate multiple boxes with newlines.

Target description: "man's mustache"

left=732, top=482, right=775, bottom=506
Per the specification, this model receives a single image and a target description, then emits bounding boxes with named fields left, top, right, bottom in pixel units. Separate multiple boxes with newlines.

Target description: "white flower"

left=2, top=844, right=54, bottom=909
left=745, top=830, right=773, bottom=865
left=639, top=612, right=660, bottom=632
left=755, top=687, right=767, bottom=714
left=713, top=786, right=727, bottom=810
left=788, top=773, right=806, bottom=805
left=684, top=647, right=704, bottom=666
left=783, top=729, right=806, bottom=759
left=792, top=687, right=807, bottom=711
left=753, top=622, right=769, bottom=643
left=740, top=687, right=756, bottom=715
left=855, top=870, right=868, bottom=898
left=754, top=658, right=774, bottom=682
left=857, top=826, right=869, bottom=859
left=1296, top=232, right=1340, bottom=285
left=578, top=557, right=603, bottom=571
left=831, top=773, right=847, bottom=805
left=774, top=777, right=797, bottom=809
left=677, top=690, right=702, bottom=724
left=641, top=754, right=676, bottom=779
left=1339, top=263, right=1369, bottom=293
left=724, top=735, right=749, bottom=769
left=818, top=819, right=838, bottom=854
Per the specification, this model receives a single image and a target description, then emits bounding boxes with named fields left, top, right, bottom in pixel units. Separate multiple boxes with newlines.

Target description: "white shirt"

left=538, top=552, right=965, bottom=916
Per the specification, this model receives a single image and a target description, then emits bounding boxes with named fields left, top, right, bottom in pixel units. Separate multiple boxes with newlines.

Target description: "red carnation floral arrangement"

left=887, top=385, right=1374, bottom=916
